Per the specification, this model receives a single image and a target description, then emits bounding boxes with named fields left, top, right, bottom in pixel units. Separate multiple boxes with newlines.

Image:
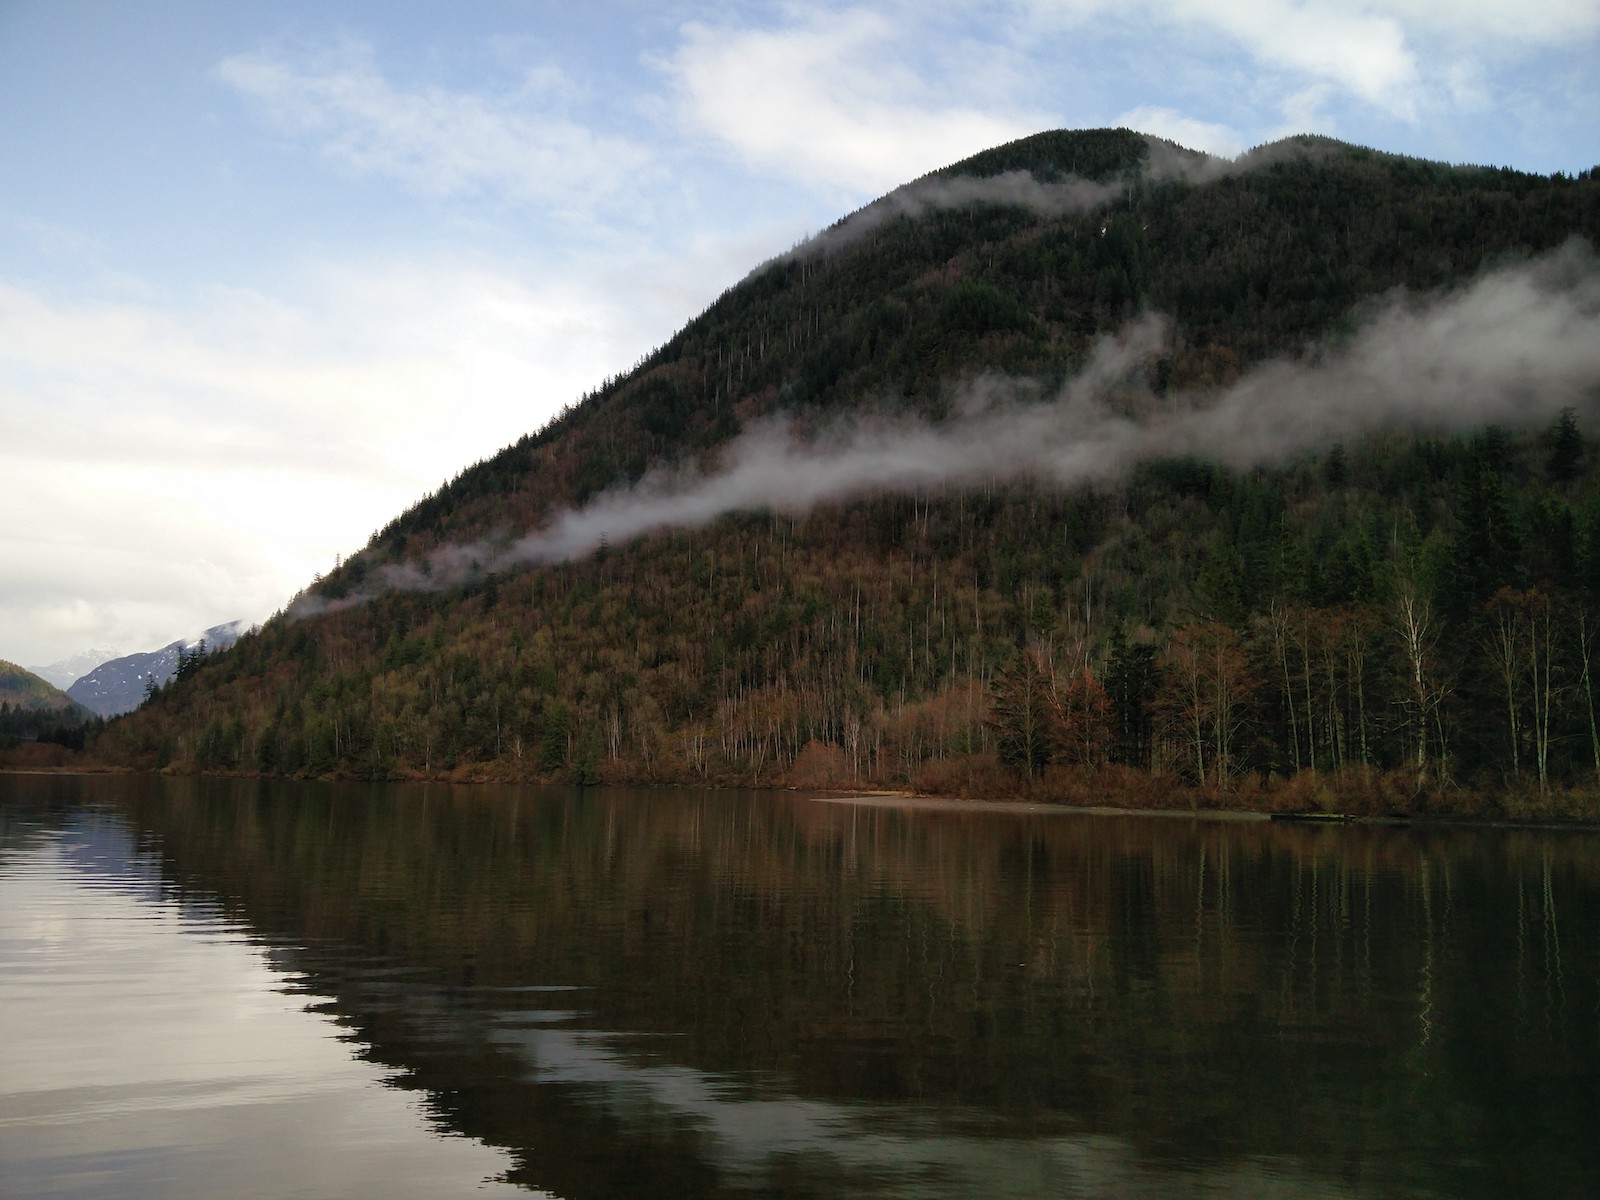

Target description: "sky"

left=3, top=1, right=1597, bottom=672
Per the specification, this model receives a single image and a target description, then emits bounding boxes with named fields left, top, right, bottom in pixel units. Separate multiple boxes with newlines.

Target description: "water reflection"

left=3, top=774, right=1598, bottom=1199
left=0, top=791, right=526, bottom=1200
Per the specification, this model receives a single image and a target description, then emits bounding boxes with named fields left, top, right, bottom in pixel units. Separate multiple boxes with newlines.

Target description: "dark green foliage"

left=94, top=420, right=1600, bottom=795
left=0, top=700, right=101, bottom=746
left=337, top=130, right=1599, bottom=570
left=539, top=701, right=571, bottom=772
left=0, top=660, right=88, bottom=714
left=1548, top=407, right=1584, bottom=483
left=937, top=281, right=1036, bottom=338
left=939, top=127, right=1157, bottom=182
left=174, top=641, right=207, bottom=685
left=1526, top=493, right=1578, bottom=587
left=1324, top=444, right=1348, bottom=488
left=90, top=130, right=1600, bottom=801
left=0, top=662, right=96, bottom=750
left=1194, top=537, right=1246, bottom=624
left=1442, top=454, right=1523, bottom=615
left=1105, top=630, right=1158, bottom=768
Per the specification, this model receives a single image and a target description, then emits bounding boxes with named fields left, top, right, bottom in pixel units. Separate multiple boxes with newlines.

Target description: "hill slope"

left=28, top=647, right=119, bottom=691
left=97, top=130, right=1600, bottom=812
left=1, top=660, right=96, bottom=749
left=69, top=621, right=244, bottom=719
left=0, top=661, right=80, bottom=712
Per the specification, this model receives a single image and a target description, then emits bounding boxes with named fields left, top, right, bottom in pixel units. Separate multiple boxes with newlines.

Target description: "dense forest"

left=0, top=661, right=97, bottom=752
left=91, top=129, right=1600, bottom=816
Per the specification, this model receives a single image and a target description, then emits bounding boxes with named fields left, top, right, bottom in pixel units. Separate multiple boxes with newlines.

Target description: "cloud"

left=0, top=270, right=606, bottom=482
left=1026, top=1, right=1600, bottom=128
left=534, top=242, right=1600, bottom=544
left=1169, top=239, right=1600, bottom=461
left=1364, top=0, right=1600, bottom=47
left=312, top=240, right=1600, bottom=614
left=1022, top=1, right=1418, bottom=116
left=1114, top=107, right=1244, bottom=158
left=778, top=170, right=1128, bottom=263
left=661, top=8, right=1051, bottom=194
left=659, top=0, right=1598, bottom=209
left=214, top=42, right=653, bottom=217
left=1184, top=1, right=1419, bottom=114
left=0, top=252, right=681, bottom=664
left=774, top=135, right=1230, bottom=263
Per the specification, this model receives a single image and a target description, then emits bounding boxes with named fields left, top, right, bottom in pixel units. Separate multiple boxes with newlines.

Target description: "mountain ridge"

left=93, top=129, right=1600, bottom=813
left=0, top=660, right=83, bottom=713
left=28, top=648, right=121, bottom=692
left=346, top=129, right=1596, bottom=567
left=69, top=621, right=244, bottom=719
left=1, top=660, right=95, bottom=752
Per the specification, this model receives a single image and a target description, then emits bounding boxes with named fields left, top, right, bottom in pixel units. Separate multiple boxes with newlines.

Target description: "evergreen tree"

left=539, top=701, right=571, bottom=772
left=1443, top=456, right=1522, bottom=615
left=1105, top=630, right=1158, bottom=769
left=1324, top=443, right=1348, bottom=488
left=1547, top=407, right=1583, bottom=484
left=1194, top=537, right=1247, bottom=624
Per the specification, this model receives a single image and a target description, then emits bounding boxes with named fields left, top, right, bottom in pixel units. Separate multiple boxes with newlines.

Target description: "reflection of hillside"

left=115, top=777, right=1600, bottom=1198
left=257, top=951, right=1369, bottom=1200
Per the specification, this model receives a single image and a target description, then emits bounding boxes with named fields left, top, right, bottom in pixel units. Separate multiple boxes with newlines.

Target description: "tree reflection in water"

left=6, top=774, right=1595, bottom=1199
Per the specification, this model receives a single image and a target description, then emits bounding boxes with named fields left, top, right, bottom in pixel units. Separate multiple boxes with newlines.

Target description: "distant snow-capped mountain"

left=27, top=648, right=121, bottom=691
left=67, top=621, right=244, bottom=719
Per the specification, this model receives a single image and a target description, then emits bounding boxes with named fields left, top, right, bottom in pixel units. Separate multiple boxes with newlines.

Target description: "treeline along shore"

left=77, top=413, right=1600, bottom=823
left=55, top=130, right=1600, bottom=820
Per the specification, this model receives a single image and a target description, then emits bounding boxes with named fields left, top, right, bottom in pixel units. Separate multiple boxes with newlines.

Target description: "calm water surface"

left=1, top=774, right=1596, bottom=1198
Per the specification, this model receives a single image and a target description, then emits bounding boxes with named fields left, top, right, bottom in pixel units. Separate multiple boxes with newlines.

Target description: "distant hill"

left=94, top=130, right=1600, bottom=810
left=69, top=622, right=243, bottom=718
left=28, top=647, right=120, bottom=691
left=0, top=660, right=83, bottom=712
left=1, top=660, right=95, bottom=750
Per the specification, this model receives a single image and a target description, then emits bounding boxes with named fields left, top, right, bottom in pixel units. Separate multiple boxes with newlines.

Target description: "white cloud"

left=661, top=8, right=1052, bottom=194
left=214, top=42, right=653, bottom=218
left=1026, top=0, right=1600, bottom=53
left=661, top=1, right=1598, bottom=196
left=1186, top=1, right=1419, bottom=113
left=10, top=0, right=1594, bottom=670
left=1025, top=0, right=1420, bottom=115
left=1367, top=0, right=1600, bottom=47
left=0, top=253, right=682, bottom=664
left=1020, top=0, right=1599, bottom=134
left=1270, top=83, right=1337, bottom=139
left=1115, top=106, right=1244, bottom=156
left=360, top=243, right=1600, bottom=591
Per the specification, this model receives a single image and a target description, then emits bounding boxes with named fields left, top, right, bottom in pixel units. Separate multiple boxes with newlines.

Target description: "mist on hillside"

left=780, top=134, right=1234, bottom=263
left=293, top=239, right=1600, bottom=617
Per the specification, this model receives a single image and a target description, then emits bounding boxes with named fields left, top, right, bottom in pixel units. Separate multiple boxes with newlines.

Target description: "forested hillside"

left=0, top=661, right=97, bottom=751
left=95, top=129, right=1600, bottom=814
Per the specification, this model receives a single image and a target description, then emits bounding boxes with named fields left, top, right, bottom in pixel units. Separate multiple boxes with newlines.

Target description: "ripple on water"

left=0, top=817, right=530, bottom=1200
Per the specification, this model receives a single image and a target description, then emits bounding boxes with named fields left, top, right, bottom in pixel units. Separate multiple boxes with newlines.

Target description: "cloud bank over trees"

left=298, top=239, right=1600, bottom=613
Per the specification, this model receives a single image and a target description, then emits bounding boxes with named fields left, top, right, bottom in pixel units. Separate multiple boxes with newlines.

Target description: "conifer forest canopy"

left=93, top=130, right=1600, bottom=814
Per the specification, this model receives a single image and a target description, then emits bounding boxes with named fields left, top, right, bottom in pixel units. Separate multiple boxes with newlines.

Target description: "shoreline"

left=808, top=791, right=1600, bottom=831
left=6, top=766, right=1600, bottom=830
left=811, top=792, right=1271, bottom=820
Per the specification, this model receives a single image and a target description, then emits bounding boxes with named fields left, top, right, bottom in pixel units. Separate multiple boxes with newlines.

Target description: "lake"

left=2, top=774, right=1596, bottom=1198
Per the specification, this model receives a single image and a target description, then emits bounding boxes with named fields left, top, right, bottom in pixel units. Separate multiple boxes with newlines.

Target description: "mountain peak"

left=937, top=126, right=1170, bottom=181
left=66, top=621, right=244, bottom=719
left=27, top=648, right=122, bottom=691
left=92, top=133, right=1600, bottom=803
